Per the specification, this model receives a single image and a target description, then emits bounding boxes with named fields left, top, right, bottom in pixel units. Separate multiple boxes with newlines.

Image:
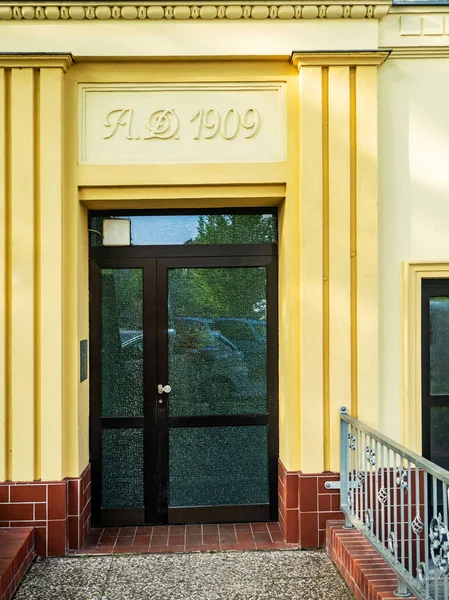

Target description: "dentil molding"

left=0, top=2, right=391, bottom=22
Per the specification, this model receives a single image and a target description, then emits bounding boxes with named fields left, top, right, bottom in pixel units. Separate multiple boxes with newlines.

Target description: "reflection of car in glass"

left=170, top=317, right=250, bottom=401
left=209, top=318, right=267, bottom=396
left=119, top=321, right=252, bottom=402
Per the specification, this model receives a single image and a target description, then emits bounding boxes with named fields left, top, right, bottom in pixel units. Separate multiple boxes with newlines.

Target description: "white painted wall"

left=378, top=58, right=449, bottom=443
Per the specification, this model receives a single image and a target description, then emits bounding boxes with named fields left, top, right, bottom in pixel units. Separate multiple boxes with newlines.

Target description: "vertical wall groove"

left=349, top=67, right=358, bottom=418
left=4, top=68, right=11, bottom=481
left=322, top=67, right=330, bottom=471
left=34, top=69, right=41, bottom=480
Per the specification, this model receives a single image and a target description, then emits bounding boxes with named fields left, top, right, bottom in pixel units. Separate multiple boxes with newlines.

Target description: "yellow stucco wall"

left=0, top=43, right=384, bottom=481
left=378, top=57, right=449, bottom=453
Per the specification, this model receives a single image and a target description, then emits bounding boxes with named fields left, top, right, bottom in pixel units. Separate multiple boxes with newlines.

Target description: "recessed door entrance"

left=89, top=212, right=278, bottom=527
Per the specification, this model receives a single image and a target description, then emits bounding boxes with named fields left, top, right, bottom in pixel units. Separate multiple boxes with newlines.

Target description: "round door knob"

left=158, top=384, right=171, bottom=394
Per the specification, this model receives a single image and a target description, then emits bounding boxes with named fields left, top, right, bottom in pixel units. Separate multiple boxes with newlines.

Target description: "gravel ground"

left=14, top=549, right=354, bottom=600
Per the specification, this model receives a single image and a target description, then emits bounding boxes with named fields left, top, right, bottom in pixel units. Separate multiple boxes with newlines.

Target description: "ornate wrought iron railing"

left=337, top=407, right=449, bottom=599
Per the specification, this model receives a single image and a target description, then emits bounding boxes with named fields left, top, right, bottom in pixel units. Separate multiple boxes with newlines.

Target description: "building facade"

left=0, top=0, right=448, bottom=557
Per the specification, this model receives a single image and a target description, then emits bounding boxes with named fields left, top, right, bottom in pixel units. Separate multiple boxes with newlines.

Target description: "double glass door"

left=89, top=244, right=278, bottom=527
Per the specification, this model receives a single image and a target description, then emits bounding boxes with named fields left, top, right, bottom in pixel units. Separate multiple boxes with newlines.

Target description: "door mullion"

left=89, top=260, right=103, bottom=526
left=156, top=259, right=169, bottom=523
left=143, top=259, right=158, bottom=524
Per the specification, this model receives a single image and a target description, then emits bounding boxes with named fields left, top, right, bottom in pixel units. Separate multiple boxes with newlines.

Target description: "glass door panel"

left=167, top=267, right=268, bottom=417
left=102, top=429, right=144, bottom=509
left=101, top=269, right=144, bottom=417
left=163, top=261, right=275, bottom=522
left=169, top=426, right=269, bottom=507
left=91, top=264, right=152, bottom=526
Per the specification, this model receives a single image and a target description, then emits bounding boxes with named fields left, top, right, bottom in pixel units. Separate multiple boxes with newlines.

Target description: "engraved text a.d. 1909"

left=103, top=107, right=261, bottom=141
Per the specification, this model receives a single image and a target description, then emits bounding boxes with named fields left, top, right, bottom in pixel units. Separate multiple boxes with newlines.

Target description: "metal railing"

left=339, top=407, right=449, bottom=599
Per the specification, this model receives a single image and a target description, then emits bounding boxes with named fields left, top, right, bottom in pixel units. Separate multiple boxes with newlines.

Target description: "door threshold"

left=70, top=522, right=299, bottom=555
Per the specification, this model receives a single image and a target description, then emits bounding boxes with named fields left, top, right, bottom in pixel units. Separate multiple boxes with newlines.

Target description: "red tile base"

left=326, top=521, right=417, bottom=600
left=0, top=527, right=35, bottom=600
left=278, top=461, right=343, bottom=547
left=0, top=464, right=91, bottom=557
left=71, top=522, right=298, bottom=555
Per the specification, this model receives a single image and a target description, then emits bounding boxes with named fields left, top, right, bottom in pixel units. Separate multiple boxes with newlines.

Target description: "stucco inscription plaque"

left=79, top=83, right=286, bottom=164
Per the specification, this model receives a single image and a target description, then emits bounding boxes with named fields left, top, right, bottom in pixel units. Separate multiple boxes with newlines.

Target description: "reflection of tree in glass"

left=196, top=213, right=276, bottom=245
left=169, top=214, right=274, bottom=321
left=169, top=267, right=266, bottom=322
left=101, top=269, right=143, bottom=417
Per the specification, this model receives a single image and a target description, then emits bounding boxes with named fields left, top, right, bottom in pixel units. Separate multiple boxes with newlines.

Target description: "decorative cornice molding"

left=0, top=53, right=74, bottom=70
left=291, top=49, right=390, bottom=66
left=389, top=45, right=449, bottom=58
left=0, top=2, right=391, bottom=22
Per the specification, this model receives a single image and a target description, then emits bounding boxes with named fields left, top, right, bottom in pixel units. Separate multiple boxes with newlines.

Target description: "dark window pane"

left=102, top=429, right=144, bottom=508
left=430, top=297, right=449, bottom=395
left=101, top=269, right=143, bottom=416
left=89, top=213, right=277, bottom=246
left=168, top=267, right=268, bottom=416
left=430, top=406, right=449, bottom=471
left=169, top=426, right=269, bottom=507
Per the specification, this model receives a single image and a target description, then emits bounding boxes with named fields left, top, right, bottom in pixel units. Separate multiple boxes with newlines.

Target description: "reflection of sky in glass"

left=90, top=213, right=277, bottom=246
left=130, top=216, right=199, bottom=245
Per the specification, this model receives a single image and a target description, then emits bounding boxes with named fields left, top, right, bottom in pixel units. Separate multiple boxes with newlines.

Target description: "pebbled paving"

left=14, top=549, right=354, bottom=600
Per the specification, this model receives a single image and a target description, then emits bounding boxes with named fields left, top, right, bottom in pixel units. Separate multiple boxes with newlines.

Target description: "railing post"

left=340, top=406, right=354, bottom=529
left=394, top=577, right=412, bottom=598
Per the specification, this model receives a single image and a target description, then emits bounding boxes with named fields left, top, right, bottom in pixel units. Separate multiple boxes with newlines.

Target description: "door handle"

left=158, top=384, right=171, bottom=394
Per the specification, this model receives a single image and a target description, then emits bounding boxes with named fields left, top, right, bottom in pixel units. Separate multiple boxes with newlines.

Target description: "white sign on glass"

left=78, top=83, right=286, bottom=165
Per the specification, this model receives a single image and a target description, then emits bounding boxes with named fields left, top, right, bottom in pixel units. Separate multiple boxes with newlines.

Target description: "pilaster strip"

left=10, top=68, right=35, bottom=481
left=298, top=65, right=325, bottom=473
left=355, top=65, right=379, bottom=429
left=39, top=67, right=64, bottom=480
left=0, top=69, right=6, bottom=481
left=328, top=65, right=351, bottom=473
left=322, top=66, right=330, bottom=472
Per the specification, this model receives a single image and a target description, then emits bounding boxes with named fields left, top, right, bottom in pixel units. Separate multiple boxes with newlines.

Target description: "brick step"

left=326, top=521, right=417, bottom=600
left=0, top=528, right=35, bottom=600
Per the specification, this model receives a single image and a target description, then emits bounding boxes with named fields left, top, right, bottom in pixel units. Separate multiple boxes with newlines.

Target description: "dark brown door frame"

left=89, top=244, right=279, bottom=527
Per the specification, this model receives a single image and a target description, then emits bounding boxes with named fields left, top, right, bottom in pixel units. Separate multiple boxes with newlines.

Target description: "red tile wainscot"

left=326, top=520, right=417, bottom=600
left=278, top=460, right=344, bottom=547
left=0, top=463, right=91, bottom=557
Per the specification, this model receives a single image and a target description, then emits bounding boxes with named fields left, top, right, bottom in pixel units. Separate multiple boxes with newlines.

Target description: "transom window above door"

left=89, top=211, right=277, bottom=247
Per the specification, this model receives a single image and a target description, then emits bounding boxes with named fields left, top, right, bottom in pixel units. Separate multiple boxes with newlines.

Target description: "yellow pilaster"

left=298, top=65, right=324, bottom=474
left=328, top=66, right=351, bottom=473
left=39, top=68, right=65, bottom=480
left=278, top=71, right=301, bottom=472
left=0, top=55, right=72, bottom=482
left=10, top=68, right=35, bottom=481
left=292, top=51, right=388, bottom=473
left=355, top=66, right=380, bottom=429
